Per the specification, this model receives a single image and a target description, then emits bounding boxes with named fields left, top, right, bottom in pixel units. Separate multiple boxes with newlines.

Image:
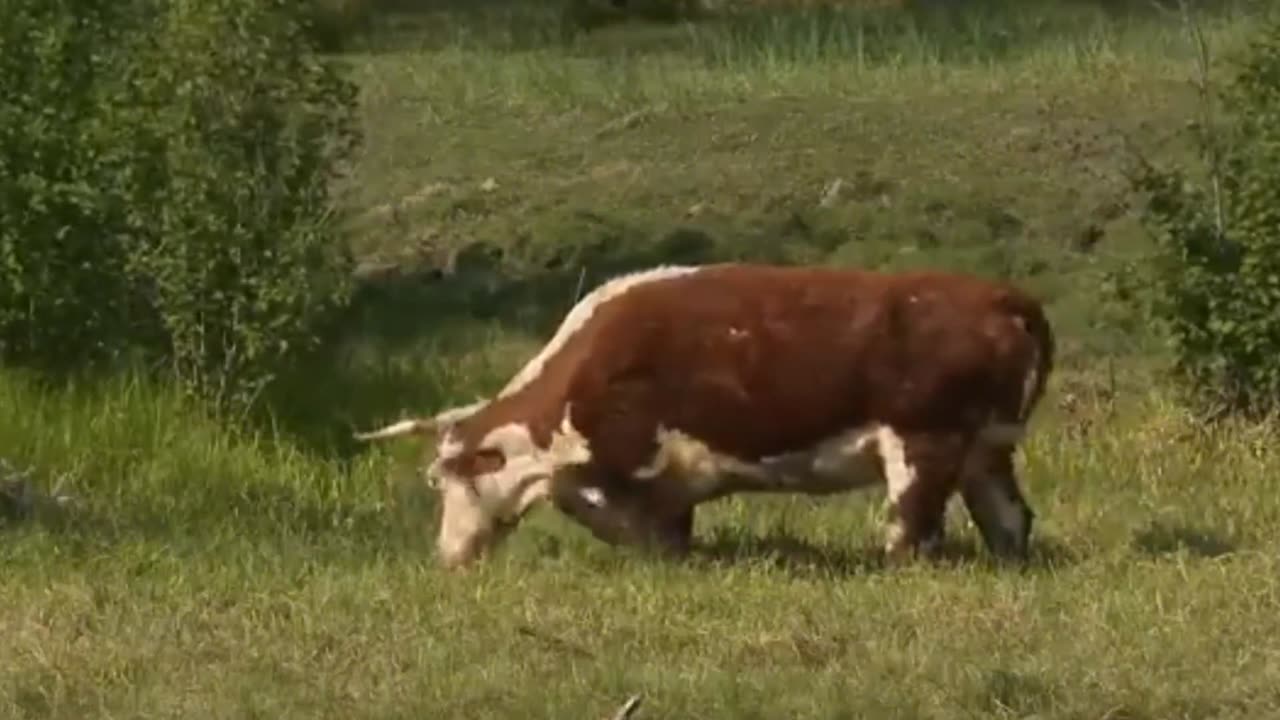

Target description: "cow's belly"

left=633, top=423, right=888, bottom=503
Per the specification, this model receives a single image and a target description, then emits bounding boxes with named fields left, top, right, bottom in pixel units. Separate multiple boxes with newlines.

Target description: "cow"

left=354, top=262, right=1054, bottom=570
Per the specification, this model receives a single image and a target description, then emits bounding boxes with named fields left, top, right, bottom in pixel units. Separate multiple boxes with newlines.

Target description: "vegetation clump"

left=0, top=0, right=360, bottom=409
left=1130, top=13, right=1280, bottom=416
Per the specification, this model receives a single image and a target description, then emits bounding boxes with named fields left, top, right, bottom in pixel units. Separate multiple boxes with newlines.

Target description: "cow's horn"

left=353, top=418, right=437, bottom=442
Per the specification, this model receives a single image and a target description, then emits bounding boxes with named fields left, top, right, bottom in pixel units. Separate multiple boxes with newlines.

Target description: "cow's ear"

left=472, top=447, right=506, bottom=475
left=446, top=447, right=506, bottom=479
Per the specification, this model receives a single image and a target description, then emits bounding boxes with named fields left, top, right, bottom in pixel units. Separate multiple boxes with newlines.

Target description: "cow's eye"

left=470, top=448, right=506, bottom=475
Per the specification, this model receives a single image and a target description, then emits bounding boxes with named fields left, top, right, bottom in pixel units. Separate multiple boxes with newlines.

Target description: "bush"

left=0, top=0, right=360, bottom=409
left=1128, top=13, right=1280, bottom=416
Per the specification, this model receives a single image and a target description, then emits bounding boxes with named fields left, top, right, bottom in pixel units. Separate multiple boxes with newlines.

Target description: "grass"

left=5, top=0, right=1280, bottom=717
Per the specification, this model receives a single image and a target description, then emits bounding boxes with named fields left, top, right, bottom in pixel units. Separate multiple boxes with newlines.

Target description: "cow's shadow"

left=1131, top=520, right=1236, bottom=559
left=686, top=526, right=1081, bottom=579
left=690, top=528, right=884, bottom=578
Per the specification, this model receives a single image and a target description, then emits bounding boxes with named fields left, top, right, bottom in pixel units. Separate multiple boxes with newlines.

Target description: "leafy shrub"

left=0, top=1, right=137, bottom=369
left=1129, top=13, right=1280, bottom=415
left=0, top=0, right=360, bottom=409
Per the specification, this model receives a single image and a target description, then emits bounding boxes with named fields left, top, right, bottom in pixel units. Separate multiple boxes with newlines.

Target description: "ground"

left=3, top=1, right=1280, bottom=718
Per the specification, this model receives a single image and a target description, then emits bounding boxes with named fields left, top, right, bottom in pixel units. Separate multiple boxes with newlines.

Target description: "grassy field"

left=5, top=1, right=1280, bottom=718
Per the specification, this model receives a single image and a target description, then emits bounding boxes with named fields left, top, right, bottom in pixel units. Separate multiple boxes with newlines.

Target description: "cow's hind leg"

left=959, top=440, right=1034, bottom=562
left=880, top=430, right=966, bottom=563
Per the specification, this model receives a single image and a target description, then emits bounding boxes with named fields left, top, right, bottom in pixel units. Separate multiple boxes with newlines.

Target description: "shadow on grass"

left=693, top=527, right=885, bottom=577
left=1131, top=520, right=1236, bottom=559
left=689, top=526, right=1082, bottom=578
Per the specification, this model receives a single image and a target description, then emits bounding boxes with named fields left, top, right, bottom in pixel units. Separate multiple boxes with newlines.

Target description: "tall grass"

left=347, top=0, right=1259, bottom=120
left=0, top=370, right=388, bottom=543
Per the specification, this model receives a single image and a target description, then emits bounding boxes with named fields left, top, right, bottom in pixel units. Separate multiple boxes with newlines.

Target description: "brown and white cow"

left=355, top=262, right=1054, bottom=569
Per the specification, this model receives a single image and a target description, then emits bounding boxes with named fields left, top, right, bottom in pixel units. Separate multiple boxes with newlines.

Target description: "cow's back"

left=562, top=263, right=1051, bottom=473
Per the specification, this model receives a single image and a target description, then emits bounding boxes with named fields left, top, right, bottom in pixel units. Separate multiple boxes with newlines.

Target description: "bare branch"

left=607, top=694, right=643, bottom=720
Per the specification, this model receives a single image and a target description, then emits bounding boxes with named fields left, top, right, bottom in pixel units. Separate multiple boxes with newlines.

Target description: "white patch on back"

left=496, top=265, right=700, bottom=399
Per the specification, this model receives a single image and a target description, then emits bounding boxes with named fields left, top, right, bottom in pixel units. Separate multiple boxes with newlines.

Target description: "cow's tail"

left=1004, top=291, right=1055, bottom=425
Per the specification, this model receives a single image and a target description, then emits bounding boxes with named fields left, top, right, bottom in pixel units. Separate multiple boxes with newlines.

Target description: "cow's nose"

left=437, top=535, right=485, bottom=570
left=438, top=547, right=475, bottom=570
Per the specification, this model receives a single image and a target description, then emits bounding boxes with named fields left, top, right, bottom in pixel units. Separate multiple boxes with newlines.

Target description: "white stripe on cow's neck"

left=497, top=265, right=700, bottom=399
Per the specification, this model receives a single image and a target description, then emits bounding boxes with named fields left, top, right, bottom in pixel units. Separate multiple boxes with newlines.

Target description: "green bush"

left=1130, top=14, right=1280, bottom=416
left=0, top=0, right=360, bottom=409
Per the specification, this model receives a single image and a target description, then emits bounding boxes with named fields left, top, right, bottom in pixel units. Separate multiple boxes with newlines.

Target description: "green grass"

left=5, top=1, right=1280, bottom=717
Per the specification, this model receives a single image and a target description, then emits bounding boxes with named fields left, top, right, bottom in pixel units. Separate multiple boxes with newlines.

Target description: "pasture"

left=4, top=0, right=1280, bottom=717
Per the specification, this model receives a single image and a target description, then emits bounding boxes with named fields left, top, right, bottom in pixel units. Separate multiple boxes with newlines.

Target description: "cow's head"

left=355, top=401, right=588, bottom=569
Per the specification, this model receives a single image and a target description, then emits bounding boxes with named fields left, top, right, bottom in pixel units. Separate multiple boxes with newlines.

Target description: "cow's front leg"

left=549, top=463, right=694, bottom=556
left=548, top=463, right=636, bottom=546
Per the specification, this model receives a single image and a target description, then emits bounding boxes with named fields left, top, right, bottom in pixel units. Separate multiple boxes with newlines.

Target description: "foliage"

left=1129, top=12, right=1280, bottom=416
left=0, top=0, right=360, bottom=410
